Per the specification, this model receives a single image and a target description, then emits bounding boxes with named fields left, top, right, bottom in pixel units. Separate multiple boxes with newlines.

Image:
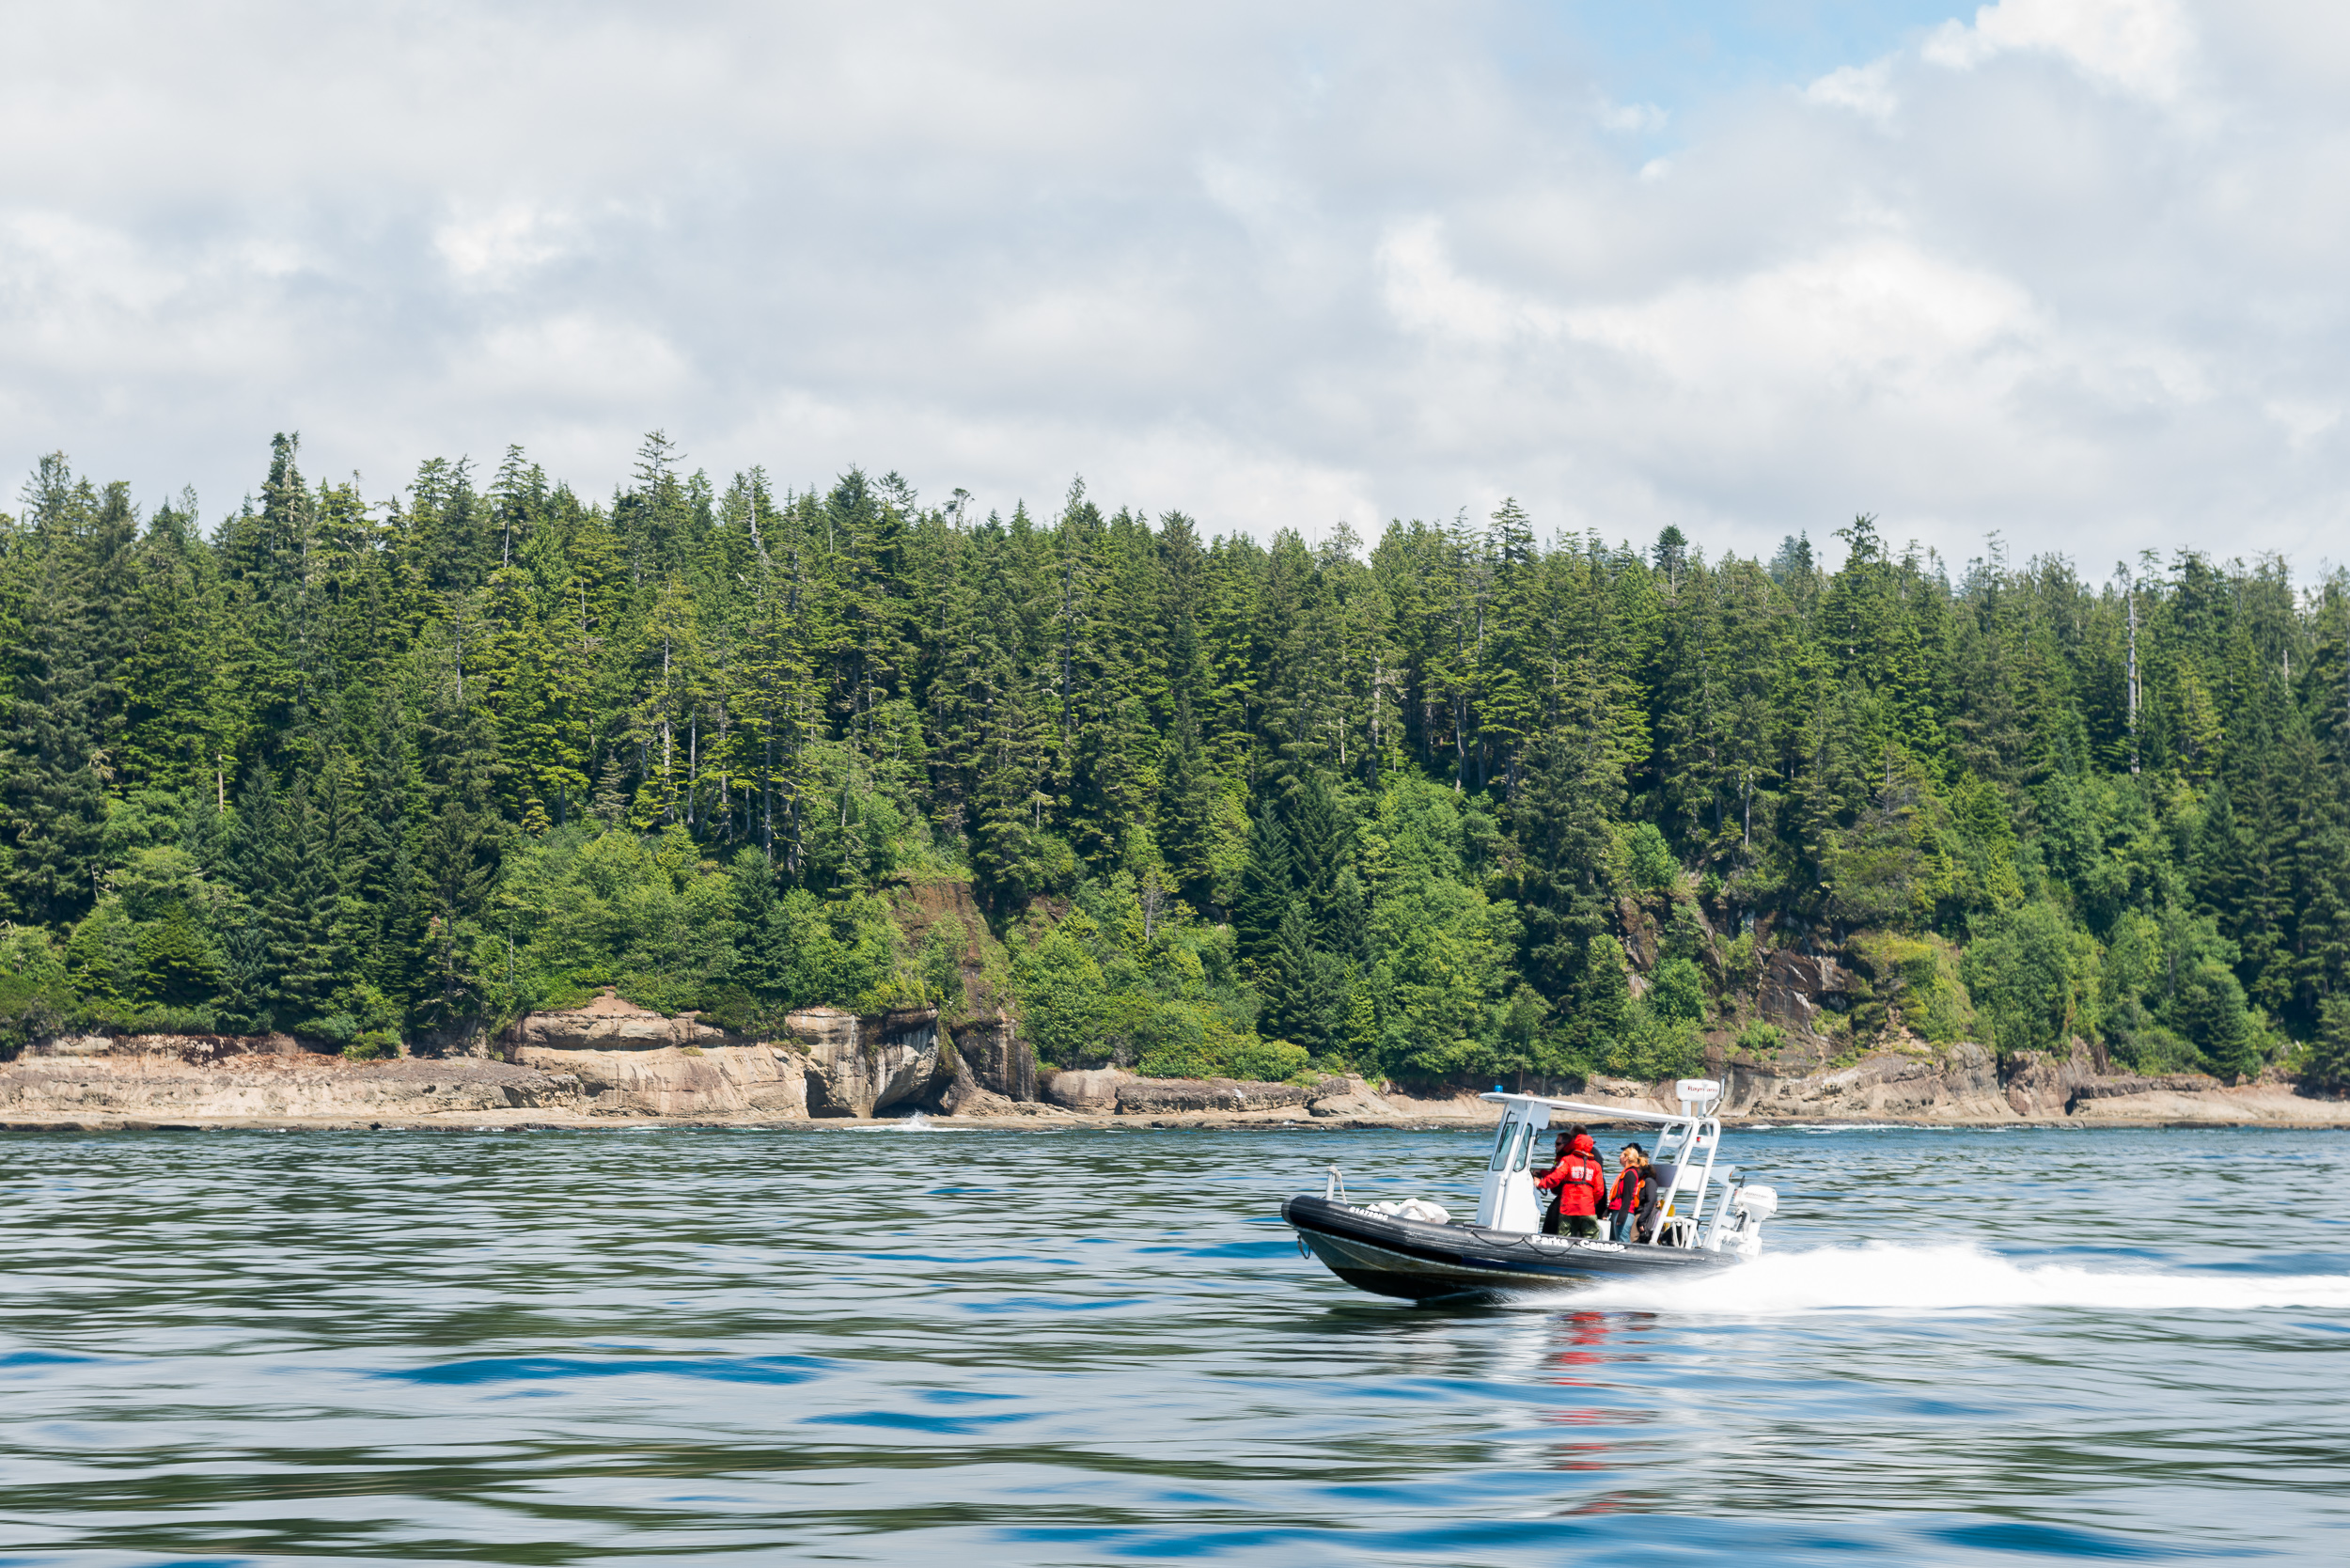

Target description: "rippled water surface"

left=4, top=1123, right=2349, bottom=1565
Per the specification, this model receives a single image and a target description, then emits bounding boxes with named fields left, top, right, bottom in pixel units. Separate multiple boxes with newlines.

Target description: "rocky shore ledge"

left=4, top=992, right=2345, bottom=1132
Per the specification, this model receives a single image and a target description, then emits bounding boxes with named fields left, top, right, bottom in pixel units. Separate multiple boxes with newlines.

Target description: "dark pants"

left=1543, top=1199, right=1598, bottom=1237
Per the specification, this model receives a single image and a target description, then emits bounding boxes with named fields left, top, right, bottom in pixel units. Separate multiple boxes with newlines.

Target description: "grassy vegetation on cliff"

left=3, top=442, right=2349, bottom=1093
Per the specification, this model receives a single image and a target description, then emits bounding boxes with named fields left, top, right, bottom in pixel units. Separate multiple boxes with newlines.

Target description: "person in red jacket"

left=1535, top=1125, right=1608, bottom=1237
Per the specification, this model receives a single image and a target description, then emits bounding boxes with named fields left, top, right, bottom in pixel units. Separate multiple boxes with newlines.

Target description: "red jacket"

left=1535, top=1135, right=1607, bottom=1217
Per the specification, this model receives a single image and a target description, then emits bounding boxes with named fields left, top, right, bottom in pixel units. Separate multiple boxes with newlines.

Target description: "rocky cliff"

left=0, top=989, right=1053, bottom=1128
left=1039, top=1067, right=1491, bottom=1123
left=1576, top=1039, right=2348, bottom=1125
left=6, top=999, right=2344, bottom=1130
left=0, top=1035, right=583, bottom=1124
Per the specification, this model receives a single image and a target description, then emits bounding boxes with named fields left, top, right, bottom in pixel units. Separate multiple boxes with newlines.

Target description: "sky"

left=4, top=0, right=2347, bottom=574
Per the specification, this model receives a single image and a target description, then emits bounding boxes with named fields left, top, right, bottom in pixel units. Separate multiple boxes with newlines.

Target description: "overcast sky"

left=4, top=0, right=2346, bottom=573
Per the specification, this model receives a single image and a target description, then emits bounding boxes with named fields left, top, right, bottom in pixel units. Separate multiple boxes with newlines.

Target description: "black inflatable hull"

left=1282, top=1194, right=1739, bottom=1300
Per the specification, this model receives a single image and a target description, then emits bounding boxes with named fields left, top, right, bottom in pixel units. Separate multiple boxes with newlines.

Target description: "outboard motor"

left=1716, top=1184, right=1778, bottom=1259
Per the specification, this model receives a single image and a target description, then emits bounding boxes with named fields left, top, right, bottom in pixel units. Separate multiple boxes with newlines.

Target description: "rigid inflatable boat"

left=1284, top=1078, right=1778, bottom=1301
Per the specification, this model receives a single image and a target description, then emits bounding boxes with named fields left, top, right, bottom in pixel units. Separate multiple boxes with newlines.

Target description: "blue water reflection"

left=0, top=1123, right=2344, bottom=1564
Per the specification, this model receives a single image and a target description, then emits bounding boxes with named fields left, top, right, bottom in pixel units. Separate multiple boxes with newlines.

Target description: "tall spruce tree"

left=0, top=457, right=114, bottom=925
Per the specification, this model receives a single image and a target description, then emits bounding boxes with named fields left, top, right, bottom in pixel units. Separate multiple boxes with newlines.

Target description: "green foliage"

left=750, top=888, right=908, bottom=1013
left=1625, top=823, right=1678, bottom=892
left=2172, top=960, right=2260, bottom=1081
left=1661, top=898, right=1712, bottom=963
left=1009, top=879, right=1262, bottom=1074
left=2097, top=906, right=2265, bottom=1076
left=1734, top=1018, right=1785, bottom=1052
left=1961, top=902, right=2101, bottom=1062
left=1360, top=776, right=1523, bottom=1082
left=1569, top=933, right=1633, bottom=1065
left=1136, top=1027, right=1308, bottom=1084
left=0, top=441, right=2342, bottom=1090
left=1848, top=932, right=1976, bottom=1044
left=500, top=824, right=745, bottom=1014
left=1723, top=931, right=1760, bottom=996
left=917, top=918, right=968, bottom=1014
left=2308, top=996, right=2350, bottom=1095
left=0, top=924, right=67, bottom=1055
left=1010, top=913, right=1108, bottom=1065
left=1606, top=999, right=1704, bottom=1081
left=1648, top=957, right=1707, bottom=1023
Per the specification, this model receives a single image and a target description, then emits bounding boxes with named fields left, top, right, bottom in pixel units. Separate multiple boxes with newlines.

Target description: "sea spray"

left=1557, top=1240, right=2350, bottom=1315
left=845, top=1109, right=959, bottom=1131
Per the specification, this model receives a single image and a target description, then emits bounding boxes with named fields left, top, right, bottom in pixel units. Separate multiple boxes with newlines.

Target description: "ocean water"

left=2, top=1122, right=2346, bottom=1566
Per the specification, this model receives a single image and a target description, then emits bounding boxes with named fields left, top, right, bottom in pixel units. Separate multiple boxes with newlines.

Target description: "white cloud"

left=1562, top=241, right=2044, bottom=395
left=1595, top=99, right=1668, bottom=135
left=0, top=1, right=2344, bottom=570
left=472, top=314, right=693, bottom=403
left=434, top=206, right=576, bottom=285
left=1924, top=0, right=2194, bottom=103
left=2265, top=399, right=2340, bottom=448
left=1806, top=61, right=1901, bottom=123
left=1378, top=218, right=1566, bottom=347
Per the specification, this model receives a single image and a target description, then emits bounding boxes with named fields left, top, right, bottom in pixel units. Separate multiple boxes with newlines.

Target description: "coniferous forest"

left=5, top=432, right=2350, bottom=1093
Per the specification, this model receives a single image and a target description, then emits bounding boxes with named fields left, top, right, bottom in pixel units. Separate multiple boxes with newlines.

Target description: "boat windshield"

left=1487, top=1120, right=1537, bottom=1173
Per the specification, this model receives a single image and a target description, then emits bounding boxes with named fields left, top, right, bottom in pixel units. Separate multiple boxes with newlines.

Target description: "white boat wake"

left=840, top=1111, right=948, bottom=1132
left=1558, top=1241, right=2350, bottom=1315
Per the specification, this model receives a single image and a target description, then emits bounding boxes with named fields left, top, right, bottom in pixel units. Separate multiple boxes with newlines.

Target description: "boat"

left=1283, top=1078, right=1779, bottom=1300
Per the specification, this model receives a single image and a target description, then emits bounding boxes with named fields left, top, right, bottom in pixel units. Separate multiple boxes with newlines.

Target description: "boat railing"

left=1324, top=1165, right=1349, bottom=1204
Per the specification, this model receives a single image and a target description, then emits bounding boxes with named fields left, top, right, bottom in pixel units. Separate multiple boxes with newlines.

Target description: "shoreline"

left=8, top=1018, right=2347, bottom=1134
left=7, top=1105, right=2348, bottom=1134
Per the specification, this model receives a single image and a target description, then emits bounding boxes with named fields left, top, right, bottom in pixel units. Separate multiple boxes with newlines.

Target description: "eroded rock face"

left=2069, top=1072, right=2221, bottom=1105
left=1306, top=1075, right=1401, bottom=1120
left=510, top=994, right=965, bottom=1118
left=932, top=1073, right=1018, bottom=1116
left=513, top=990, right=738, bottom=1052
left=1733, top=1043, right=2009, bottom=1120
left=1042, top=1067, right=1127, bottom=1113
left=2066, top=1081, right=2347, bottom=1124
left=1590, top=1044, right=2013, bottom=1121
left=948, top=1012, right=1038, bottom=1102
left=0, top=1046, right=577, bottom=1121
left=790, top=1008, right=947, bottom=1118
left=1114, top=1077, right=1310, bottom=1115
left=1757, top=949, right=1851, bottom=1032
left=2002, top=1041, right=2101, bottom=1118
left=1618, top=898, right=1661, bottom=971
left=512, top=1043, right=805, bottom=1117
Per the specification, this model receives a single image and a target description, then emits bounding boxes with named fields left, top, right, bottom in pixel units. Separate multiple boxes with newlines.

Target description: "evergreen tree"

left=411, top=666, right=501, bottom=1031
left=1259, top=897, right=1344, bottom=1053
left=1514, top=721, right=1620, bottom=1020
left=1156, top=689, right=1220, bottom=910
left=0, top=456, right=114, bottom=925
left=1232, top=797, right=1293, bottom=964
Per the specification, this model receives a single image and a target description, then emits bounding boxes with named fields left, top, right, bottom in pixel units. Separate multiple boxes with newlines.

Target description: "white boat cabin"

left=1475, top=1079, right=1747, bottom=1247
